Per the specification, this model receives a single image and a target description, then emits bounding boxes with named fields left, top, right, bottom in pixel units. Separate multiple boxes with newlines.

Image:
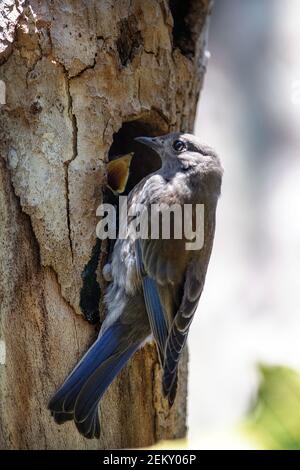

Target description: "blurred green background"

left=246, top=366, right=300, bottom=450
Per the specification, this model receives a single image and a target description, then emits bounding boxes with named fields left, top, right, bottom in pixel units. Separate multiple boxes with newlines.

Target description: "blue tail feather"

left=49, top=324, right=124, bottom=412
left=48, top=322, right=140, bottom=439
left=74, top=344, right=139, bottom=422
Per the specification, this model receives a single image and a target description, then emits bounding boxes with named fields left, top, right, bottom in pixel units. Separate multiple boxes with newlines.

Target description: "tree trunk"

left=0, top=0, right=212, bottom=449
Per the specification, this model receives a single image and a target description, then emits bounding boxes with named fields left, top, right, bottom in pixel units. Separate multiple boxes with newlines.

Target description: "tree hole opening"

left=169, top=0, right=207, bottom=58
left=108, top=117, right=168, bottom=195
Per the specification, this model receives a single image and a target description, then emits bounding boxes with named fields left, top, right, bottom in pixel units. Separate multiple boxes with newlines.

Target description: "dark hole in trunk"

left=108, top=119, right=163, bottom=194
left=80, top=238, right=101, bottom=325
left=169, top=0, right=206, bottom=58
left=105, top=117, right=167, bottom=270
left=80, top=115, right=168, bottom=324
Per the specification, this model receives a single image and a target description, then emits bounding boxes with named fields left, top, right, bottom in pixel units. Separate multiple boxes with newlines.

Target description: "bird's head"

left=135, top=132, right=222, bottom=177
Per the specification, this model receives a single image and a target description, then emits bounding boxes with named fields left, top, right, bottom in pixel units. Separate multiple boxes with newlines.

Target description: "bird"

left=106, top=153, right=133, bottom=195
left=48, top=132, right=223, bottom=439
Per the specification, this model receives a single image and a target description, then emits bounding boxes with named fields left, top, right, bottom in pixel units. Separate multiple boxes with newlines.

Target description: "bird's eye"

left=173, top=139, right=187, bottom=152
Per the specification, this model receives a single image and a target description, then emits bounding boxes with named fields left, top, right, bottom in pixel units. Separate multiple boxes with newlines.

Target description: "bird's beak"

left=106, top=153, right=133, bottom=194
left=134, top=136, right=162, bottom=153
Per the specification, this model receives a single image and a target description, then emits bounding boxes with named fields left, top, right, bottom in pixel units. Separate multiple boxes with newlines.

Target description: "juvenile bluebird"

left=48, top=132, right=223, bottom=439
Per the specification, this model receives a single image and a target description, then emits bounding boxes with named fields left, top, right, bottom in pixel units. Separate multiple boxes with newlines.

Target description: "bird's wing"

left=136, top=236, right=205, bottom=404
left=135, top=229, right=190, bottom=357
left=135, top=238, right=169, bottom=364
left=162, top=259, right=205, bottom=403
left=131, top=176, right=206, bottom=397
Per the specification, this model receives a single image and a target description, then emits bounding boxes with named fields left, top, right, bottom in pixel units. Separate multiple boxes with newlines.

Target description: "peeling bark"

left=0, top=0, right=212, bottom=449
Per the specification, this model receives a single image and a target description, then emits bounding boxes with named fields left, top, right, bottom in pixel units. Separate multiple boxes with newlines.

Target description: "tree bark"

left=0, top=0, right=212, bottom=449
